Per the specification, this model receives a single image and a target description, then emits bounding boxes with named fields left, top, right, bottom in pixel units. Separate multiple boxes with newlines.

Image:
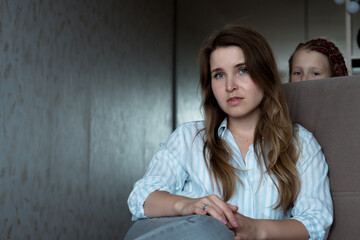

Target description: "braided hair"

left=289, top=38, right=348, bottom=77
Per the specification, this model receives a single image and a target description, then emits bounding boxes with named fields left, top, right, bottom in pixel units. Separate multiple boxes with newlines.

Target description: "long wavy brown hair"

left=198, top=25, right=300, bottom=213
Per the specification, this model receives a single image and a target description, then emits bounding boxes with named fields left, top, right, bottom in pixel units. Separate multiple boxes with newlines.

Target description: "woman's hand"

left=144, top=191, right=240, bottom=229
left=175, top=194, right=239, bottom=228
left=231, top=212, right=309, bottom=240
left=231, top=212, right=262, bottom=240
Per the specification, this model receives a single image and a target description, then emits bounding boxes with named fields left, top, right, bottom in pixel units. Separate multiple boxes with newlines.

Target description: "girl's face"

left=290, top=49, right=332, bottom=82
left=210, top=46, right=264, bottom=123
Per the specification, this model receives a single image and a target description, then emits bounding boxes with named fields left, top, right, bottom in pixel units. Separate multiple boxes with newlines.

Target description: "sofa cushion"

left=282, top=76, right=360, bottom=239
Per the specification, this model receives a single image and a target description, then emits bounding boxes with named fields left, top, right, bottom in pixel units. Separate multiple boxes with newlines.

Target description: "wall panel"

left=308, top=0, right=346, bottom=65
left=0, top=0, right=173, bottom=239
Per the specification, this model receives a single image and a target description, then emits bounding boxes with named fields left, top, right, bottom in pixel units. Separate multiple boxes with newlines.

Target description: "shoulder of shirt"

left=168, top=120, right=206, bottom=143
left=294, top=123, right=316, bottom=143
left=160, top=121, right=205, bottom=148
left=175, top=120, right=205, bottom=131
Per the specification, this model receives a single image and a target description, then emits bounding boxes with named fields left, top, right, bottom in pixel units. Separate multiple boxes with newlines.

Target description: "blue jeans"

left=124, top=215, right=234, bottom=240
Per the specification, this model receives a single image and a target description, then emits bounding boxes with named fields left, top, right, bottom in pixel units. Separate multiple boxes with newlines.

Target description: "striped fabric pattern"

left=128, top=119, right=333, bottom=239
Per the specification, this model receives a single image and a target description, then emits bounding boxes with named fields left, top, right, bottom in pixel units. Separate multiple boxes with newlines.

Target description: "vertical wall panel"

left=88, top=0, right=174, bottom=234
left=0, top=0, right=173, bottom=239
left=308, top=0, right=346, bottom=64
left=351, top=12, right=360, bottom=74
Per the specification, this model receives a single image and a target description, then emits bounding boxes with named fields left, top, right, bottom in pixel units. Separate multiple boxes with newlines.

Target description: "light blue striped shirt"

left=128, top=119, right=333, bottom=239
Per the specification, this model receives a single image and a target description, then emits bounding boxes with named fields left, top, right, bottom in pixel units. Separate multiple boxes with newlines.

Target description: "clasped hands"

left=177, top=194, right=260, bottom=239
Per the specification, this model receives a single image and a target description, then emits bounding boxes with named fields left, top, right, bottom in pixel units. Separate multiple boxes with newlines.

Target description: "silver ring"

left=202, top=203, right=210, bottom=211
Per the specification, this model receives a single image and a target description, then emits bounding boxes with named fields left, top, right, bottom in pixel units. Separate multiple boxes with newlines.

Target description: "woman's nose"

left=226, top=76, right=238, bottom=91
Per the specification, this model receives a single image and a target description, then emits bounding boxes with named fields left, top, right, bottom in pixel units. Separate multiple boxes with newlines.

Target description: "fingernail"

left=201, top=210, right=206, bottom=214
left=233, top=221, right=238, bottom=227
left=221, top=219, right=227, bottom=224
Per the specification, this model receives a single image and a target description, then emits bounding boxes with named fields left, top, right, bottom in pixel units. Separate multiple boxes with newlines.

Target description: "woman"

left=289, top=38, right=348, bottom=82
left=125, top=25, right=333, bottom=239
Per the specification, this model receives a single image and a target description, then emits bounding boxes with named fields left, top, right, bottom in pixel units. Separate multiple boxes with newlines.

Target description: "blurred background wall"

left=0, top=0, right=174, bottom=239
left=0, top=0, right=358, bottom=239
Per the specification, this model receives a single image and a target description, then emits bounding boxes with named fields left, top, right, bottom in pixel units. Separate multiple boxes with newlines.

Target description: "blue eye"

left=293, top=71, right=301, bottom=76
left=312, top=72, right=320, bottom=76
left=235, top=67, right=248, bottom=77
left=239, top=68, right=248, bottom=74
left=214, top=73, right=224, bottom=79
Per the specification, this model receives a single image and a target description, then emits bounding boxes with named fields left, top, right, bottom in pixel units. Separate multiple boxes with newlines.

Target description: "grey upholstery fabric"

left=282, top=76, right=360, bottom=240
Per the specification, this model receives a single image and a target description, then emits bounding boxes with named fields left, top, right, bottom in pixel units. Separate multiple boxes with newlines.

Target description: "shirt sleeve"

left=127, top=125, right=189, bottom=220
left=291, top=127, right=333, bottom=240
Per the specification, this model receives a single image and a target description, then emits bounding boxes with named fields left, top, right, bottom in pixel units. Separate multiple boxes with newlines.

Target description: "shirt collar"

left=218, top=117, right=228, bottom=138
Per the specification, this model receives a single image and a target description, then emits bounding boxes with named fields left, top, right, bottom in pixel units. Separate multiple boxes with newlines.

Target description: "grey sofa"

left=282, top=75, right=360, bottom=239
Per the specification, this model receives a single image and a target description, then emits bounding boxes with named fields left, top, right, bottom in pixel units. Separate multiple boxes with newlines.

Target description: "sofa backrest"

left=282, top=76, right=360, bottom=239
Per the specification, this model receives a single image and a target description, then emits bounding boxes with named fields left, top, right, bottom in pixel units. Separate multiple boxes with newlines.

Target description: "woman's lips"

left=227, top=97, right=243, bottom=105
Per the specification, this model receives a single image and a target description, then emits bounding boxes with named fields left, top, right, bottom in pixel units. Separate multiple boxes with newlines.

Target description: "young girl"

left=289, top=38, right=348, bottom=82
left=125, top=25, right=333, bottom=240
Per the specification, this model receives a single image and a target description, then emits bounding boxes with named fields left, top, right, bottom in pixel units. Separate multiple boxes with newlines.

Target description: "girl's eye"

left=293, top=71, right=301, bottom=76
left=214, top=73, right=225, bottom=79
left=312, top=72, right=320, bottom=76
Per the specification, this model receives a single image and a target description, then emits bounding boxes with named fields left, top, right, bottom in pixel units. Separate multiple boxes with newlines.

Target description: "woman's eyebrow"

left=210, top=67, right=223, bottom=74
left=211, top=63, right=246, bottom=72
left=211, top=63, right=246, bottom=74
left=235, top=63, right=246, bottom=68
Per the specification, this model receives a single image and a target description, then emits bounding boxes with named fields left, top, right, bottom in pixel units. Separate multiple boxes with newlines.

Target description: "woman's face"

left=210, top=46, right=264, bottom=123
left=290, top=49, right=332, bottom=82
